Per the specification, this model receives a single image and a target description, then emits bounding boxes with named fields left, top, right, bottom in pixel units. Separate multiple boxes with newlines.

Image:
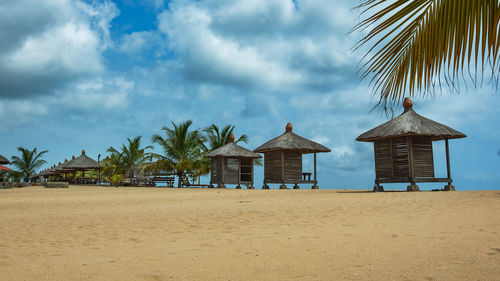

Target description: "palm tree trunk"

left=177, top=172, right=182, bottom=188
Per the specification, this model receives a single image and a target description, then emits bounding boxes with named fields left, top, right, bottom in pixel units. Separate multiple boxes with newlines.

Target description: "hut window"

left=240, top=158, right=252, bottom=182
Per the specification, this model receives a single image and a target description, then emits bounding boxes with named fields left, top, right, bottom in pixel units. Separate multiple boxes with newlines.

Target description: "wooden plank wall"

left=264, top=151, right=282, bottom=181
left=392, top=136, right=410, bottom=177
left=374, top=139, right=393, bottom=178
left=284, top=151, right=302, bottom=181
left=223, top=158, right=239, bottom=184
left=264, top=151, right=302, bottom=182
left=211, top=158, right=221, bottom=183
left=411, top=136, right=434, bottom=177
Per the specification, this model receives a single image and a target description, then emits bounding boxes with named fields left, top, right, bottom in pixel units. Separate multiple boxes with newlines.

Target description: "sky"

left=0, top=0, right=499, bottom=190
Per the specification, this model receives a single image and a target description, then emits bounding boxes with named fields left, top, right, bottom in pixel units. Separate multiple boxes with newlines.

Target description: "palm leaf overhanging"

left=353, top=0, right=500, bottom=108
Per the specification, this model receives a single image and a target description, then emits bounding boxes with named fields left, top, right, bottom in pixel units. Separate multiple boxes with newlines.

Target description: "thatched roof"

left=356, top=98, right=467, bottom=142
left=254, top=123, right=331, bottom=154
left=205, top=136, right=261, bottom=158
left=55, top=157, right=75, bottom=172
left=37, top=165, right=57, bottom=177
left=0, top=154, right=9, bottom=164
left=63, top=150, right=102, bottom=170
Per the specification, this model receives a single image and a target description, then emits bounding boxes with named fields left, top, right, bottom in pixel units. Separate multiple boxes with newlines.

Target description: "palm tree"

left=152, top=120, right=206, bottom=187
left=353, top=0, right=500, bottom=108
left=10, top=147, right=48, bottom=182
left=203, top=123, right=262, bottom=167
left=204, top=124, right=248, bottom=151
left=107, top=136, right=153, bottom=184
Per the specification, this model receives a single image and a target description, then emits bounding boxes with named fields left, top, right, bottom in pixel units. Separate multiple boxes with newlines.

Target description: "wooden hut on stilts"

left=356, top=98, right=466, bottom=192
left=205, top=134, right=261, bottom=189
left=254, top=123, right=331, bottom=189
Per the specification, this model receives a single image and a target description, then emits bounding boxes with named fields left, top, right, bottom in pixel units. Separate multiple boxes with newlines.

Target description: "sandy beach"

left=0, top=186, right=499, bottom=281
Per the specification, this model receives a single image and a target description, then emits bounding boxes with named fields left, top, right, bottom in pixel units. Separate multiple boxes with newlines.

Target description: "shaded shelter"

left=356, top=98, right=466, bottom=191
left=54, top=158, right=73, bottom=181
left=63, top=150, right=103, bottom=184
left=0, top=154, right=9, bottom=165
left=254, top=123, right=331, bottom=189
left=33, top=164, right=57, bottom=182
left=205, top=134, right=261, bottom=189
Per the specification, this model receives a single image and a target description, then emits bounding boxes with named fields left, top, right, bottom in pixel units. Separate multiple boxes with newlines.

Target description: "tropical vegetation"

left=21, top=121, right=255, bottom=188
left=106, top=136, right=153, bottom=184
left=151, top=120, right=206, bottom=187
left=8, top=147, right=48, bottom=182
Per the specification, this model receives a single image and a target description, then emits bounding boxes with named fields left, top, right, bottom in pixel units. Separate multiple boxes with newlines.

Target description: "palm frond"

left=353, top=0, right=500, bottom=108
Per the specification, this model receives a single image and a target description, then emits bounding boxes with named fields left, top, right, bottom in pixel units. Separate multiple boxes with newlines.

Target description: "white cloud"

left=118, top=31, right=164, bottom=55
left=0, top=0, right=119, bottom=98
left=157, top=0, right=359, bottom=93
left=0, top=76, right=133, bottom=131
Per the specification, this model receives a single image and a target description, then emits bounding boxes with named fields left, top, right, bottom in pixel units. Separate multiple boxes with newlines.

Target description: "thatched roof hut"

left=0, top=154, right=9, bottom=165
left=254, top=123, right=331, bottom=189
left=205, top=134, right=261, bottom=189
left=356, top=98, right=466, bottom=191
left=64, top=150, right=102, bottom=174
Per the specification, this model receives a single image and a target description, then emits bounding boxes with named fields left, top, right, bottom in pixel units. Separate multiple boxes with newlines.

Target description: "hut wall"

left=391, top=136, right=410, bottom=177
left=374, top=139, right=393, bottom=178
left=264, top=151, right=302, bottom=182
left=211, top=158, right=222, bottom=183
left=374, top=136, right=435, bottom=180
left=284, top=151, right=302, bottom=181
left=411, top=136, right=434, bottom=178
left=223, top=158, right=239, bottom=184
left=264, top=151, right=282, bottom=181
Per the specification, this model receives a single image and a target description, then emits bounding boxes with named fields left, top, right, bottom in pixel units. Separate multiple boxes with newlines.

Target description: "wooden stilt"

left=444, top=139, right=455, bottom=191
left=312, top=153, right=319, bottom=189
left=219, top=159, right=226, bottom=188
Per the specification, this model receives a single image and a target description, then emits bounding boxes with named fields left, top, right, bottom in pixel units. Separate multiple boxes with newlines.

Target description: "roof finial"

left=82, top=149, right=86, bottom=155
left=72, top=155, right=76, bottom=159
left=286, top=122, right=293, bottom=132
left=403, top=97, right=413, bottom=111
left=229, top=133, right=235, bottom=142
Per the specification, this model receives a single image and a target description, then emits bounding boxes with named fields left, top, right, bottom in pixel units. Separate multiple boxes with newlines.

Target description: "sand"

left=0, top=186, right=499, bottom=281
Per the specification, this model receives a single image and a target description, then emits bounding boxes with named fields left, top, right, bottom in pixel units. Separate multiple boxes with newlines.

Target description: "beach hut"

left=356, top=98, right=466, bottom=192
left=0, top=154, right=9, bottom=165
left=63, top=150, right=103, bottom=184
left=254, top=123, right=331, bottom=189
left=205, top=134, right=261, bottom=189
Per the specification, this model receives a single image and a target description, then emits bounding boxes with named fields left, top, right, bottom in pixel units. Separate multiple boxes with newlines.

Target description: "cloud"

left=118, top=30, right=165, bottom=57
left=0, top=76, right=133, bottom=132
left=0, top=0, right=118, bottom=99
left=157, top=0, right=359, bottom=94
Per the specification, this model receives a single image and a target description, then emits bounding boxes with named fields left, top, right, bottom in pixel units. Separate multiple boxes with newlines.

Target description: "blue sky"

left=0, top=0, right=499, bottom=190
